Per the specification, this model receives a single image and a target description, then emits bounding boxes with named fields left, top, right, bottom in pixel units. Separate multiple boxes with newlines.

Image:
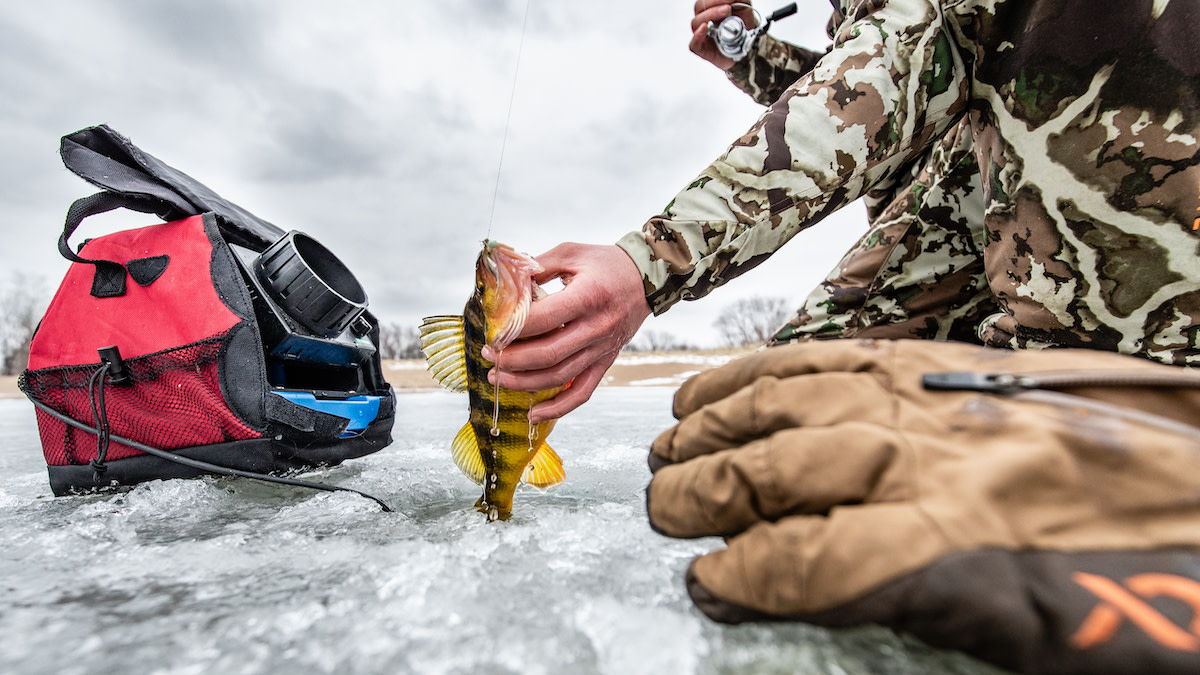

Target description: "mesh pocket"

left=20, top=335, right=261, bottom=466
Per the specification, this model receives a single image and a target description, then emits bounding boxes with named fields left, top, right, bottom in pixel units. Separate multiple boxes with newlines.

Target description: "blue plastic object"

left=271, top=391, right=383, bottom=437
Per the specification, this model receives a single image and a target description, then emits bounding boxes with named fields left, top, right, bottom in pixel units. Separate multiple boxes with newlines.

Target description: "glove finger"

left=651, top=370, right=893, bottom=467
left=684, top=503, right=942, bottom=621
left=672, top=339, right=901, bottom=419
left=647, top=422, right=902, bottom=539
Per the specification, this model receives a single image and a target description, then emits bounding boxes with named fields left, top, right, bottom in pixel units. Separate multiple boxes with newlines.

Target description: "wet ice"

left=0, top=389, right=1000, bottom=674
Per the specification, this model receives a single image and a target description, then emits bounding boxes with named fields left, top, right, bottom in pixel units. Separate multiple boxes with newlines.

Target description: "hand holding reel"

left=707, top=2, right=799, bottom=62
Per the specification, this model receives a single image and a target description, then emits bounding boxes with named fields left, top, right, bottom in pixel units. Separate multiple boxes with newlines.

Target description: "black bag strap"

left=58, top=191, right=167, bottom=298
left=59, top=124, right=285, bottom=252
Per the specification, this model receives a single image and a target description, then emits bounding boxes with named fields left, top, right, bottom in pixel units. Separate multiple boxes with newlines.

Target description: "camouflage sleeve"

left=725, top=34, right=826, bottom=106
left=618, top=0, right=967, bottom=315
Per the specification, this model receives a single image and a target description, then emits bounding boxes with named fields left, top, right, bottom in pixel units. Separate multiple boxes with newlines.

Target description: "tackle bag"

left=19, top=125, right=396, bottom=496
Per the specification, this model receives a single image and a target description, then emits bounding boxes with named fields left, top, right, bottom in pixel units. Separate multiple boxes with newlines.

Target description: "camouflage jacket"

left=727, top=32, right=999, bottom=345
left=617, top=0, right=1200, bottom=364
left=726, top=32, right=825, bottom=106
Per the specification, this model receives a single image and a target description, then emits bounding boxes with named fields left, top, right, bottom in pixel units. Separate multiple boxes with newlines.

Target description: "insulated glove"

left=647, top=338, right=1200, bottom=674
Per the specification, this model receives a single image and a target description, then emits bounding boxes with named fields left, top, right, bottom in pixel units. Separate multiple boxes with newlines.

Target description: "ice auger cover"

left=20, top=125, right=395, bottom=495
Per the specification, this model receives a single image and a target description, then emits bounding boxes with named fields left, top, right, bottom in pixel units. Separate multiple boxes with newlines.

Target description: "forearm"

left=621, top=0, right=967, bottom=315
left=726, top=34, right=826, bottom=106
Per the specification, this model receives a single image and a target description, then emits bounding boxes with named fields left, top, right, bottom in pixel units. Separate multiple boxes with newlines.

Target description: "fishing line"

left=485, top=0, right=532, bottom=241
left=491, top=376, right=502, bottom=436
left=485, top=0, right=530, bottom=435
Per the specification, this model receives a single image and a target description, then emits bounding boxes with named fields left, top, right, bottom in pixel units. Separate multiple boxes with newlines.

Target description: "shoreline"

left=0, top=348, right=751, bottom=400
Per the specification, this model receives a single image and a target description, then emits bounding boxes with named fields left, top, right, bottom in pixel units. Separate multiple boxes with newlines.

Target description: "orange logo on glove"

left=1194, top=177, right=1200, bottom=231
left=1070, top=572, right=1200, bottom=652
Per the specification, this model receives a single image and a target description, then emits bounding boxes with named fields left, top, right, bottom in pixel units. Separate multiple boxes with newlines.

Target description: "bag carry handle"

left=60, top=125, right=285, bottom=252
left=58, top=191, right=171, bottom=298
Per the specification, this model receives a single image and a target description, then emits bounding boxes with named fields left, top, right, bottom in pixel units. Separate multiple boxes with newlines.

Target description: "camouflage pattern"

left=727, top=33, right=999, bottom=345
left=617, top=0, right=1200, bottom=365
left=770, top=120, right=999, bottom=344
left=725, top=33, right=825, bottom=106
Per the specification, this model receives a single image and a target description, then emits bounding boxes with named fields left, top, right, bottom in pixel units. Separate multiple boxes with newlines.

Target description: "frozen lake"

left=0, top=389, right=999, bottom=674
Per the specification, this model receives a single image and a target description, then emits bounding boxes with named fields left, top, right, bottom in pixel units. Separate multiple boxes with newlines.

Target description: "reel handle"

left=767, top=3, right=798, bottom=24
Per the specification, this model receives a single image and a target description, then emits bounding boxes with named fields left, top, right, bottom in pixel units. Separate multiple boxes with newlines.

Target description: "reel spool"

left=707, top=2, right=798, bottom=62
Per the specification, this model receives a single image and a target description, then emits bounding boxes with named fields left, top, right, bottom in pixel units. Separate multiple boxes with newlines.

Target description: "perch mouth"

left=475, top=240, right=544, bottom=351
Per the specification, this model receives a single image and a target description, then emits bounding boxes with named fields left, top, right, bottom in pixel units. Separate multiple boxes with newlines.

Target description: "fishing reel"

left=707, top=2, right=799, bottom=62
left=233, top=230, right=387, bottom=435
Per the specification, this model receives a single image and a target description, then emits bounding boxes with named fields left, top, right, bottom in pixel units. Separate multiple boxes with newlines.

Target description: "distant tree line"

left=377, top=323, right=424, bottom=360
left=624, top=294, right=794, bottom=352
left=713, top=295, right=792, bottom=347
left=0, top=273, right=50, bottom=376
left=0, top=275, right=793, bottom=374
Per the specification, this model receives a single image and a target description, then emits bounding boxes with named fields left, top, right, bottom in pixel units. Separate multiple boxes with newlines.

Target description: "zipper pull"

left=922, top=371, right=1035, bottom=394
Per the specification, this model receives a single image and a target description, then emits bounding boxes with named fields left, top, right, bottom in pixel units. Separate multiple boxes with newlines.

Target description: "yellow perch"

left=419, top=241, right=565, bottom=521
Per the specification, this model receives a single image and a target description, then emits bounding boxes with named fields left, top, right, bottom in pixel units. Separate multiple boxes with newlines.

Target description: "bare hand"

left=690, top=0, right=757, bottom=70
left=483, top=243, right=651, bottom=422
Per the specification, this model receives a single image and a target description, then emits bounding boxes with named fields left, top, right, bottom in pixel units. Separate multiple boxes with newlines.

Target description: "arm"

left=623, top=0, right=968, bottom=315
left=726, top=34, right=827, bottom=106
left=496, top=0, right=968, bottom=419
left=689, top=1, right=828, bottom=105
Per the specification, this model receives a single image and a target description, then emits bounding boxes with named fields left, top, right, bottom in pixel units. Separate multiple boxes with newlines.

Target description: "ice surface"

left=0, top=392, right=1001, bottom=675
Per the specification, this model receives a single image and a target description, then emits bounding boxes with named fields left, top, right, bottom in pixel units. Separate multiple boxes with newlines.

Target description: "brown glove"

left=647, top=339, right=1200, bottom=674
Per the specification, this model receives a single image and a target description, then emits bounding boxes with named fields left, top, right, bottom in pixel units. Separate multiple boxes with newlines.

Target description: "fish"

left=419, top=241, right=566, bottom=521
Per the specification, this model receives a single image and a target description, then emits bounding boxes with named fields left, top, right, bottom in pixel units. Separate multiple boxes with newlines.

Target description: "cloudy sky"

left=1, top=0, right=865, bottom=348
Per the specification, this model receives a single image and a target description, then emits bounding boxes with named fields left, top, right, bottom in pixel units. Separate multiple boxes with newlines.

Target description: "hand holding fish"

left=484, top=242, right=651, bottom=423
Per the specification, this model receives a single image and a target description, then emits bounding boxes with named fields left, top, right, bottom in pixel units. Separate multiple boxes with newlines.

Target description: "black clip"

left=97, top=345, right=131, bottom=385
left=921, top=371, right=1033, bottom=395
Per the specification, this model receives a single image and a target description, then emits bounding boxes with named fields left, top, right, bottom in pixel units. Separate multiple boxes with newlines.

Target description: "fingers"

left=520, top=242, right=649, bottom=342
left=647, top=422, right=902, bottom=538
left=487, top=243, right=650, bottom=418
left=691, top=1, right=731, bottom=34
left=527, top=359, right=612, bottom=423
left=689, top=23, right=713, bottom=57
left=671, top=340, right=897, bottom=419
left=491, top=338, right=613, bottom=400
left=489, top=319, right=599, bottom=385
left=515, top=275, right=583, bottom=339
left=647, top=368, right=902, bottom=539
left=684, top=503, right=940, bottom=621
left=689, top=4, right=737, bottom=69
left=656, top=370, right=894, bottom=464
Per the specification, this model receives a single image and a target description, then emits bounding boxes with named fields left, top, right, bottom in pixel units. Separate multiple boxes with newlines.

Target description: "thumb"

left=531, top=242, right=589, bottom=285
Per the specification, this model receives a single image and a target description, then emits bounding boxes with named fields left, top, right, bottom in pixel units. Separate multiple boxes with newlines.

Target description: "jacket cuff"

left=615, top=230, right=681, bottom=316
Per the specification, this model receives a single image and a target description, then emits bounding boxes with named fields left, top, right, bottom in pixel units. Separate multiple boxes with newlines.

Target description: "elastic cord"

left=86, top=363, right=112, bottom=482
left=28, top=397, right=393, bottom=512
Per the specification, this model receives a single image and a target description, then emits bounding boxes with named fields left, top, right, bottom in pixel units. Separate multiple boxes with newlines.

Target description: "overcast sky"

left=0, top=0, right=865, bottom=348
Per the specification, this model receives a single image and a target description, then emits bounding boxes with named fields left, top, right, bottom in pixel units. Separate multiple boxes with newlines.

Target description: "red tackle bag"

left=19, top=125, right=396, bottom=497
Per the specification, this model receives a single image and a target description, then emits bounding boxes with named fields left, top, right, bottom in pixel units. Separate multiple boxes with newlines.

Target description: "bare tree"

left=622, top=329, right=696, bottom=353
left=713, top=295, right=792, bottom=347
left=1, top=272, right=50, bottom=375
left=377, top=322, right=424, bottom=360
